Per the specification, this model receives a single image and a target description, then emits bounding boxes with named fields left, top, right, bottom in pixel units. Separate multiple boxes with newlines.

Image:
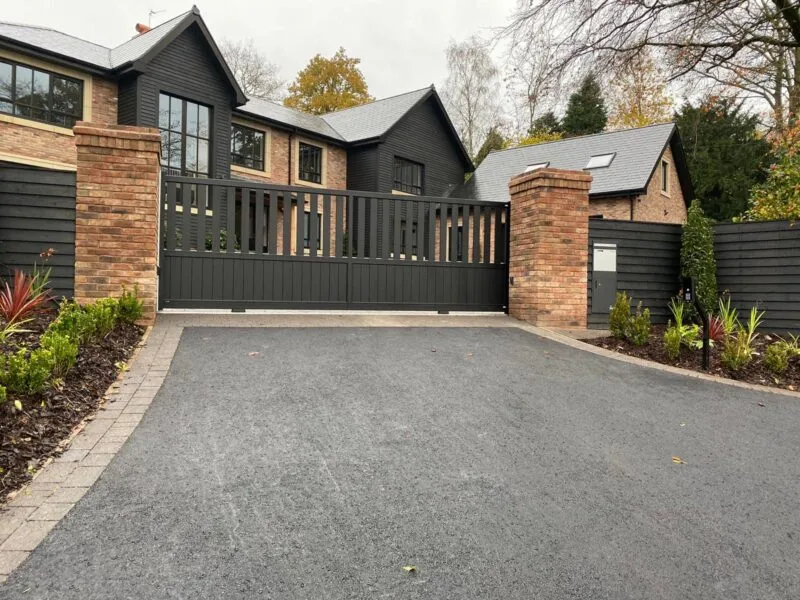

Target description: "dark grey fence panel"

left=588, top=219, right=682, bottom=328
left=714, top=220, right=800, bottom=332
left=0, top=163, right=76, bottom=299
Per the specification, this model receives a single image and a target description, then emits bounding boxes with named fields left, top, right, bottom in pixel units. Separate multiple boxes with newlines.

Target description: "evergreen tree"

left=680, top=200, right=717, bottom=314
left=529, top=111, right=561, bottom=135
left=474, top=127, right=507, bottom=166
left=561, top=73, right=607, bottom=137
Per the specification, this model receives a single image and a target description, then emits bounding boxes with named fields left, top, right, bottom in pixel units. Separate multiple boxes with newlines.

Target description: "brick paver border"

left=0, top=323, right=184, bottom=582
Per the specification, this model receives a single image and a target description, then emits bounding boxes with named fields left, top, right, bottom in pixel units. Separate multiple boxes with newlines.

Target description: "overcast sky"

left=3, top=0, right=517, bottom=99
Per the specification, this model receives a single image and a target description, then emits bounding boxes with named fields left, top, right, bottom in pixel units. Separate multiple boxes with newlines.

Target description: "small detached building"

left=452, top=123, right=693, bottom=224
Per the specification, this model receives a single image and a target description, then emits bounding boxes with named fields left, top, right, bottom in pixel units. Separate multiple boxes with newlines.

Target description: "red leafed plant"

left=0, top=270, right=53, bottom=324
left=707, top=315, right=726, bottom=343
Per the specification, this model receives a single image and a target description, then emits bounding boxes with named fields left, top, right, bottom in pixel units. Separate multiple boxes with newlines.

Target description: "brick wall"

left=632, top=146, right=687, bottom=224
left=589, top=196, right=632, bottom=220
left=73, top=123, right=161, bottom=324
left=508, top=168, right=591, bottom=329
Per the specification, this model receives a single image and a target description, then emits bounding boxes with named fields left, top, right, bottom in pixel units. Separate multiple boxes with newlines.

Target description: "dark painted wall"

left=587, top=219, right=682, bottom=328
left=134, top=23, right=237, bottom=179
left=0, top=163, right=76, bottom=299
left=116, top=74, right=138, bottom=126
left=346, top=145, right=379, bottom=192
left=715, top=221, right=800, bottom=332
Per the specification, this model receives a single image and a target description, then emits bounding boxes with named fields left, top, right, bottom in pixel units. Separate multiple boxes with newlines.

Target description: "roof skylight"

left=524, top=162, right=550, bottom=172
left=585, top=153, right=616, bottom=169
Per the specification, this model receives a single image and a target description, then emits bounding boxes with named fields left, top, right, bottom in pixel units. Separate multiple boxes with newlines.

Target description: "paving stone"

left=115, top=413, right=143, bottom=424
left=7, top=489, right=52, bottom=508
left=61, top=466, right=105, bottom=488
left=29, top=503, right=74, bottom=522
left=0, top=507, right=35, bottom=543
left=122, top=405, right=148, bottom=414
left=27, top=480, right=59, bottom=493
left=82, top=453, right=114, bottom=468
left=94, top=409, right=125, bottom=420
left=46, top=486, right=89, bottom=504
left=92, top=441, right=126, bottom=454
left=68, top=432, right=104, bottom=450
left=55, top=449, right=89, bottom=463
left=0, top=551, right=29, bottom=575
left=81, top=419, right=113, bottom=437
left=0, top=520, right=56, bottom=552
left=34, top=462, right=77, bottom=484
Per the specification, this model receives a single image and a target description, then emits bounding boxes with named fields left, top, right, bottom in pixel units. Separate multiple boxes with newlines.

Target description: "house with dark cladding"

left=452, top=123, right=694, bottom=224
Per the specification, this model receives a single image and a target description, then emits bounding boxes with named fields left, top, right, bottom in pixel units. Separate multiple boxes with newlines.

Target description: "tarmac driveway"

left=2, top=326, right=800, bottom=599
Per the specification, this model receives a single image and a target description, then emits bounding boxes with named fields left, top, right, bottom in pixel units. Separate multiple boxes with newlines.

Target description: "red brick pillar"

left=73, top=123, right=161, bottom=324
left=508, top=168, right=592, bottom=329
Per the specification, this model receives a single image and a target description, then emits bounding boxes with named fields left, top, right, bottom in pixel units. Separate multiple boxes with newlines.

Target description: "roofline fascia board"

left=588, top=189, right=645, bottom=200
left=668, top=128, right=695, bottom=204
left=0, top=38, right=109, bottom=76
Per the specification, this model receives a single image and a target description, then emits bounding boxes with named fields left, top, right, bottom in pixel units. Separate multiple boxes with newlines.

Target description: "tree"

left=284, top=47, right=372, bottom=115
left=442, top=35, right=501, bottom=159
left=608, top=52, right=673, bottom=129
left=746, top=123, right=800, bottom=220
left=474, top=127, right=508, bottom=166
left=681, top=200, right=718, bottom=314
left=530, top=111, right=561, bottom=135
left=517, top=130, right=562, bottom=146
left=676, top=96, right=772, bottom=221
left=561, top=73, right=607, bottom=137
left=219, top=39, right=283, bottom=101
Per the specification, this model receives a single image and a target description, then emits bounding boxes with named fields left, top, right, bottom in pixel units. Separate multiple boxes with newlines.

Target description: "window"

left=524, top=162, right=549, bottom=172
left=393, top=157, right=424, bottom=195
left=298, top=142, right=323, bottom=184
left=231, top=123, right=265, bottom=171
left=158, top=93, right=210, bottom=179
left=303, top=210, right=322, bottom=250
left=661, top=159, right=669, bottom=194
left=585, top=153, right=616, bottom=169
left=0, top=59, right=83, bottom=128
left=400, top=220, right=418, bottom=256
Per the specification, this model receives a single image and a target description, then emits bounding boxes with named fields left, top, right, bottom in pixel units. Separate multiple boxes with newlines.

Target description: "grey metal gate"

left=159, top=175, right=509, bottom=311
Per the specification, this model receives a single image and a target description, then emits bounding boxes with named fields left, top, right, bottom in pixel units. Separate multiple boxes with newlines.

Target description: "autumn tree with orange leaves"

left=284, top=48, right=372, bottom=115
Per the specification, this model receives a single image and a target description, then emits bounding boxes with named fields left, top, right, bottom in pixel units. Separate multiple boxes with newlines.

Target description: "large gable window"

left=159, top=93, right=210, bottom=178
left=393, top=157, right=424, bottom=195
left=298, top=142, right=323, bottom=184
left=231, top=123, right=265, bottom=171
left=0, top=59, right=83, bottom=128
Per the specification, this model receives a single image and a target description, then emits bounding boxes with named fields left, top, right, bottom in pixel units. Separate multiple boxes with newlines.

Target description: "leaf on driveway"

left=672, top=456, right=686, bottom=464
left=680, top=423, right=686, bottom=427
left=248, top=352, right=260, bottom=357
left=402, top=566, right=417, bottom=573
left=758, top=402, right=766, bottom=407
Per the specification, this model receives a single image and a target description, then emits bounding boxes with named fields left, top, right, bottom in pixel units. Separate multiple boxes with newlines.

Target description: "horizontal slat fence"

left=0, top=163, right=76, bottom=299
left=714, top=220, right=800, bottom=332
left=159, top=175, right=509, bottom=310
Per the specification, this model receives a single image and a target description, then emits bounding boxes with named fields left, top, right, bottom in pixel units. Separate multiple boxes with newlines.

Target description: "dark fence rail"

left=714, top=220, right=800, bottom=332
left=159, top=176, right=509, bottom=310
left=0, top=164, right=76, bottom=299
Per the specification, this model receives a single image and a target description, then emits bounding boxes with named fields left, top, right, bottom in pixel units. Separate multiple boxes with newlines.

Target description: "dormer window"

left=524, top=162, right=549, bottom=172
left=585, top=153, right=615, bottom=169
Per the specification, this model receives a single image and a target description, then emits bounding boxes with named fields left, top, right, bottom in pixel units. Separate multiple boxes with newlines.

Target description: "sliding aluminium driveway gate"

left=159, top=175, right=509, bottom=311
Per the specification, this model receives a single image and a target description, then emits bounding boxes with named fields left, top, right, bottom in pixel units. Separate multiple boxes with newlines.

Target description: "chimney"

left=135, top=23, right=151, bottom=34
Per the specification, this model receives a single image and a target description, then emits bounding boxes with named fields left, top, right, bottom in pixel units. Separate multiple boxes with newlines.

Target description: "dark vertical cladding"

left=0, top=164, right=76, bottom=299
left=116, top=74, right=138, bottom=125
left=134, top=23, right=237, bottom=179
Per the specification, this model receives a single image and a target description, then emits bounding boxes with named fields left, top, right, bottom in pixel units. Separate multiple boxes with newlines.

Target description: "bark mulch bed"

left=586, top=325, right=800, bottom=393
left=1, top=313, right=143, bottom=501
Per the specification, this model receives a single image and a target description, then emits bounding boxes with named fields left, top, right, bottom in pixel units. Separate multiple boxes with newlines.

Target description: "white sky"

left=2, top=0, right=517, bottom=99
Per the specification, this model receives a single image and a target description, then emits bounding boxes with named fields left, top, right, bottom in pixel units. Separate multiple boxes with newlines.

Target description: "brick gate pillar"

left=73, top=123, right=161, bottom=324
left=508, top=168, right=591, bottom=329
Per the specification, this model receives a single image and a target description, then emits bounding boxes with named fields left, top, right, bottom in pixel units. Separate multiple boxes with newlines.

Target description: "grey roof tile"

left=455, top=123, right=676, bottom=202
left=236, top=98, right=344, bottom=141
left=109, top=11, right=191, bottom=68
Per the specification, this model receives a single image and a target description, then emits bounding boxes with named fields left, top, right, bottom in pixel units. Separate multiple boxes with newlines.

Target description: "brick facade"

left=508, top=168, right=591, bottom=329
left=73, top=123, right=161, bottom=324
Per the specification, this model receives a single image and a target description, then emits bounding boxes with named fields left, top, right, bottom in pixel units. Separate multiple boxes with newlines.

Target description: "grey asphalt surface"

left=2, top=326, right=800, bottom=599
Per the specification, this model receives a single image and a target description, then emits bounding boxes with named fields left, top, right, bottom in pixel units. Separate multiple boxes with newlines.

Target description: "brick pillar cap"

left=74, top=122, right=161, bottom=143
left=509, top=167, right=592, bottom=194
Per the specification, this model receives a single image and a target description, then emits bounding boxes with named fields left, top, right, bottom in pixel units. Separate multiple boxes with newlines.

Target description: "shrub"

left=86, top=298, right=118, bottom=337
left=746, top=123, right=800, bottom=221
left=663, top=323, right=682, bottom=360
left=609, top=291, right=632, bottom=338
left=680, top=200, right=717, bottom=314
left=0, top=347, right=55, bottom=395
left=39, top=330, right=79, bottom=378
left=717, top=295, right=738, bottom=339
left=627, top=302, right=651, bottom=345
left=0, top=270, right=53, bottom=324
left=0, top=384, right=6, bottom=405
left=720, top=307, right=765, bottom=371
left=707, top=315, right=725, bottom=343
left=49, top=300, right=96, bottom=344
left=764, top=343, right=790, bottom=374
left=117, top=286, right=143, bottom=324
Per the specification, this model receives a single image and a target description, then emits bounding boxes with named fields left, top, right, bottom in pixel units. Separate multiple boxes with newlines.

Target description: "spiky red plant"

left=0, top=270, right=53, bottom=324
left=707, top=315, right=725, bottom=343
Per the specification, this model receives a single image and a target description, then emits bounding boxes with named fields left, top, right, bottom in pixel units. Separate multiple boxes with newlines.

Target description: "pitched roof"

left=455, top=123, right=679, bottom=203
left=237, top=98, right=345, bottom=142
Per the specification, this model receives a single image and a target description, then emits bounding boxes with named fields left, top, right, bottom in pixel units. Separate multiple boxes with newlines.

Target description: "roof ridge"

left=110, top=9, right=192, bottom=51
left=321, top=85, right=433, bottom=118
left=0, top=20, right=112, bottom=52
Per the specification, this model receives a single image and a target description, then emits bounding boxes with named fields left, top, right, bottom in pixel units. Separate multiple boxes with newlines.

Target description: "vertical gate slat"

left=369, top=197, right=378, bottom=259
left=347, top=194, right=354, bottom=257
left=283, top=191, right=292, bottom=255
left=268, top=190, right=278, bottom=254
left=335, top=195, right=343, bottom=257
left=322, top=194, right=331, bottom=257
left=166, top=181, right=177, bottom=251
left=181, top=183, right=191, bottom=251
left=427, top=201, right=435, bottom=261
left=296, top=192, right=305, bottom=256
left=393, top=198, right=402, bottom=260
left=439, top=203, right=447, bottom=262
left=241, top=188, right=250, bottom=253
left=196, top=185, right=206, bottom=252
left=211, top=186, right=221, bottom=253
left=227, top=186, right=236, bottom=254
left=494, top=204, right=504, bottom=263
left=449, top=204, right=458, bottom=262
left=357, top=196, right=367, bottom=258
left=309, top=193, right=318, bottom=257
left=462, top=205, right=470, bottom=263
left=483, top=204, right=491, bottom=264
left=417, top=201, right=426, bottom=261
left=472, top=204, right=480, bottom=263
left=381, top=198, right=391, bottom=259
left=405, top=201, right=414, bottom=261
left=255, top=189, right=264, bottom=254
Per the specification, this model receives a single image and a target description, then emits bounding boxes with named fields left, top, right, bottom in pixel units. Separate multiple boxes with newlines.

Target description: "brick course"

left=73, top=123, right=161, bottom=324
left=508, top=168, right=591, bottom=329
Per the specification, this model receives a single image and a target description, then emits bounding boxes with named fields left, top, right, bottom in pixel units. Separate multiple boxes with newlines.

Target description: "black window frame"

left=0, top=58, right=84, bottom=128
left=298, top=142, right=323, bottom=184
left=231, top=123, right=266, bottom=171
left=158, top=92, right=211, bottom=182
left=393, top=157, right=424, bottom=195
left=303, top=210, right=322, bottom=250
left=661, top=159, right=669, bottom=194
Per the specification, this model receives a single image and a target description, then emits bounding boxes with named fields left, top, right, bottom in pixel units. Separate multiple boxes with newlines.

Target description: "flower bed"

left=1, top=273, right=144, bottom=501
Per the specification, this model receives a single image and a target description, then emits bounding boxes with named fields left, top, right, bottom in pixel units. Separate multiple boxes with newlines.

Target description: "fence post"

left=507, top=168, right=592, bottom=329
left=73, top=123, right=161, bottom=324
